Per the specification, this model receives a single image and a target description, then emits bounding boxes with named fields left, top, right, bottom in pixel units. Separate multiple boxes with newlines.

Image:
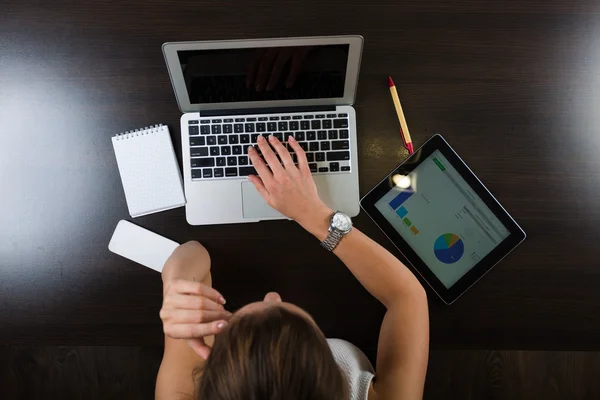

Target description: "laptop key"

left=191, top=157, right=215, bottom=168
left=221, top=146, right=231, bottom=155
left=289, top=121, right=299, bottom=130
left=333, top=119, right=348, bottom=128
left=200, top=125, right=210, bottom=134
left=214, top=168, right=224, bottom=177
left=284, top=132, right=294, bottom=141
left=307, top=131, right=316, bottom=140
left=227, top=156, right=237, bottom=166
left=299, top=142, right=308, bottom=151
left=329, top=162, right=340, bottom=172
left=212, top=119, right=222, bottom=123
left=292, top=115, right=302, bottom=119
left=238, top=155, right=248, bottom=165
left=328, top=130, right=338, bottom=140
left=235, top=118, right=245, bottom=122
left=294, top=131, right=304, bottom=141
left=200, top=120, right=210, bottom=124
left=203, top=169, right=213, bottom=178
left=210, top=146, right=220, bottom=156
left=240, top=134, right=250, bottom=144
left=189, top=126, right=199, bottom=135
left=309, top=142, right=319, bottom=152
left=232, top=145, right=242, bottom=155
left=212, top=125, right=222, bottom=134
left=256, top=123, right=266, bottom=132
left=224, top=118, right=234, bottom=123
left=239, top=166, right=257, bottom=176
left=323, top=120, right=332, bottom=129
left=223, top=124, right=233, bottom=134
left=326, top=151, right=350, bottom=161
left=272, top=132, right=282, bottom=141
left=311, top=120, right=321, bottom=129
left=327, top=114, right=336, bottom=118
left=190, top=137, right=205, bottom=146
left=317, top=130, right=327, bottom=140
left=247, top=117, right=257, bottom=122
left=320, top=141, right=330, bottom=151
left=267, top=122, right=277, bottom=131
left=229, top=135, right=239, bottom=144
left=269, top=116, right=279, bottom=120
left=309, top=163, right=318, bottom=173
left=258, top=117, right=268, bottom=121
left=306, top=153, right=314, bottom=162
left=339, top=129, right=349, bottom=139
left=303, top=115, right=314, bottom=119
left=207, top=136, right=216, bottom=145
left=251, top=134, right=260, bottom=143
left=318, top=167, right=329, bottom=172
left=341, top=166, right=351, bottom=172
left=190, top=147, right=208, bottom=157
left=316, top=152, right=325, bottom=162
left=278, top=121, right=288, bottom=131
left=192, top=169, right=202, bottom=179
left=281, top=116, right=291, bottom=120
left=217, top=157, right=226, bottom=166
left=234, top=124, right=244, bottom=133
left=316, top=114, right=325, bottom=119
left=338, top=113, right=348, bottom=117
left=245, top=123, right=255, bottom=133
left=300, top=120, right=310, bottom=130
left=225, top=167, right=238, bottom=177
left=332, top=140, right=350, bottom=150
left=218, top=136, right=228, bottom=145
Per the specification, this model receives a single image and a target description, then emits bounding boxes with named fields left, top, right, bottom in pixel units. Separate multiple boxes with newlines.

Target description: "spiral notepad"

left=112, top=124, right=185, bottom=217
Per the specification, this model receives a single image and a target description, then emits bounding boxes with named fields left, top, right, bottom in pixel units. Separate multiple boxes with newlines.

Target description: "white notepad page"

left=112, top=124, right=185, bottom=217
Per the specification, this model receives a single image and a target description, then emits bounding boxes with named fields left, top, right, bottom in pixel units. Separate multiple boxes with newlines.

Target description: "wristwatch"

left=320, top=211, right=353, bottom=252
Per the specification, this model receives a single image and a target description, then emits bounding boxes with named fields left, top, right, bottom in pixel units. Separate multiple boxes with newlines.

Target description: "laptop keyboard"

left=188, top=112, right=352, bottom=180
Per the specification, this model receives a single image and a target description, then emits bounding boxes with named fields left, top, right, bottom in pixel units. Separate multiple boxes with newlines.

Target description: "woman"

left=156, top=134, right=429, bottom=400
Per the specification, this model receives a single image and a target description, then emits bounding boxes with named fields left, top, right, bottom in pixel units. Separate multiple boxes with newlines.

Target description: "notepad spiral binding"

left=114, top=124, right=163, bottom=140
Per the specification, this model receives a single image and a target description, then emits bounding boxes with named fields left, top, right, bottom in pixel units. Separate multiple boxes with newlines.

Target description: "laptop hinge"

left=199, top=105, right=335, bottom=117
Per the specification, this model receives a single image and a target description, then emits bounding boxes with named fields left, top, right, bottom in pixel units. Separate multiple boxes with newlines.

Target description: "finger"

left=248, top=174, right=271, bottom=201
left=161, top=309, right=231, bottom=325
left=246, top=49, right=266, bottom=88
left=165, top=320, right=228, bottom=340
left=268, top=135, right=294, bottom=168
left=248, top=145, right=275, bottom=185
left=172, top=280, right=226, bottom=305
left=257, top=135, right=285, bottom=175
left=256, top=48, right=278, bottom=91
left=187, top=338, right=211, bottom=360
left=166, top=294, right=226, bottom=311
left=267, top=50, right=290, bottom=91
left=288, top=136, right=311, bottom=174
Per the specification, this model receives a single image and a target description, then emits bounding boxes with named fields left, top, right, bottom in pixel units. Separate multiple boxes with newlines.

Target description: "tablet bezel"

left=360, top=134, right=526, bottom=304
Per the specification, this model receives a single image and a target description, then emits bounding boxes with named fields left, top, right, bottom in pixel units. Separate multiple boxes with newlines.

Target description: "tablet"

left=360, top=135, right=526, bottom=304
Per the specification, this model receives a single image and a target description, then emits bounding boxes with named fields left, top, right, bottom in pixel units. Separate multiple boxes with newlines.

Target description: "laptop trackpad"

left=241, top=182, right=284, bottom=219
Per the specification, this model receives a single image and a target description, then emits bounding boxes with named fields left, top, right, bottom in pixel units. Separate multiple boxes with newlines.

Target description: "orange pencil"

left=388, top=76, right=414, bottom=154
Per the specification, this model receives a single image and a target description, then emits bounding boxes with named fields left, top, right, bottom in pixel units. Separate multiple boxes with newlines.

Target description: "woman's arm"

left=248, top=135, right=430, bottom=400
left=155, top=241, right=229, bottom=400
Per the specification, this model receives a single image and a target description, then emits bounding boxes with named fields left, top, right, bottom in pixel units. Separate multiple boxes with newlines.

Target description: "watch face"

left=332, top=212, right=352, bottom=232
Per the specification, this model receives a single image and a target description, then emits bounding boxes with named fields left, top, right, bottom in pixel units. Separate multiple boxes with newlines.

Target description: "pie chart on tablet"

left=434, top=233, right=464, bottom=264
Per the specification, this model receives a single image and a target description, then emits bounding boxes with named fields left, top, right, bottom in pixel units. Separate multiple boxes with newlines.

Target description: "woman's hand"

left=247, top=135, right=333, bottom=236
left=160, top=279, right=231, bottom=359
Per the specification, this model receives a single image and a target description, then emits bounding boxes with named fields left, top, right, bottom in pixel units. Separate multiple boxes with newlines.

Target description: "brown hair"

left=195, top=305, right=347, bottom=400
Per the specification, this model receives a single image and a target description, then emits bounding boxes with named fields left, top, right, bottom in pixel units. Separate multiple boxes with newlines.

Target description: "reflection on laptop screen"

left=177, top=45, right=349, bottom=104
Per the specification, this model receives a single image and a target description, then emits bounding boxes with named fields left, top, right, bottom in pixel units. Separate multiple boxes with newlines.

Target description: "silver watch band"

left=320, top=229, right=345, bottom=252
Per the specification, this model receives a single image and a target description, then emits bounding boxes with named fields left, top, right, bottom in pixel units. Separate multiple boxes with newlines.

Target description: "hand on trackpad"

left=241, top=182, right=285, bottom=220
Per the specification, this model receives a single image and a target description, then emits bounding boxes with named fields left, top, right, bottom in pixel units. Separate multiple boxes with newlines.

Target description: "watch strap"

left=320, top=229, right=345, bottom=252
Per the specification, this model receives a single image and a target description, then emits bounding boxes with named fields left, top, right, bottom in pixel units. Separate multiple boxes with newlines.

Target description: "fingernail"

left=258, top=135, right=264, bottom=142
left=217, top=321, right=227, bottom=329
left=247, top=145, right=254, bottom=152
left=289, top=135, right=296, bottom=142
left=269, top=135, right=275, bottom=141
left=219, top=296, right=226, bottom=305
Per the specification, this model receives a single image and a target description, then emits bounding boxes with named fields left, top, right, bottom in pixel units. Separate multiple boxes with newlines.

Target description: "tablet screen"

left=374, top=150, right=511, bottom=288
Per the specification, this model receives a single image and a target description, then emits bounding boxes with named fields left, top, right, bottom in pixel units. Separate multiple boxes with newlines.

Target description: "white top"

left=327, top=339, right=375, bottom=400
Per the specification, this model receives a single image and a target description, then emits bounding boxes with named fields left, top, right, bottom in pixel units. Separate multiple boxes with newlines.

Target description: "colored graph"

left=434, top=233, right=464, bottom=264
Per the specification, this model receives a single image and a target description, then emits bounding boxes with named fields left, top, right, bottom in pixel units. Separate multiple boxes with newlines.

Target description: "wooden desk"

left=2, top=0, right=599, bottom=354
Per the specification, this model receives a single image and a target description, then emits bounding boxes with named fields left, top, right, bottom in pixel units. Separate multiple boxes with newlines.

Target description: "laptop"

left=162, top=36, right=364, bottom=225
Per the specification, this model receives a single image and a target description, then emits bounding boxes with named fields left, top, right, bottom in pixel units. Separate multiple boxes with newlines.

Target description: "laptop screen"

left=177, top=44, right=350, bottom=105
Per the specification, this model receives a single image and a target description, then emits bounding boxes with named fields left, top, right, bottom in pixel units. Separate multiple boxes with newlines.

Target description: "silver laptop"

left=162, top=36, right=363, bottom=225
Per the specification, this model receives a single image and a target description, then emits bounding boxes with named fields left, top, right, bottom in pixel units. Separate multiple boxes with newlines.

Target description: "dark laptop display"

left=177, top=45, right=350, bottom=104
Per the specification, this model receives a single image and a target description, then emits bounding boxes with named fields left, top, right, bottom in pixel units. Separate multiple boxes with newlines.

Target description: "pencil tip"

left=388, top=76, right=395, bottom=88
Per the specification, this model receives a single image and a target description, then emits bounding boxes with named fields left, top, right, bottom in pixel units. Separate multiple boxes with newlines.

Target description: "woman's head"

left=196, top=292, right=347, bottom=400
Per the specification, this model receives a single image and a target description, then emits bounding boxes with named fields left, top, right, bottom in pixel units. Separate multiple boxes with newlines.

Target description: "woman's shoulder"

left=327, top=339, right=375, bottom=400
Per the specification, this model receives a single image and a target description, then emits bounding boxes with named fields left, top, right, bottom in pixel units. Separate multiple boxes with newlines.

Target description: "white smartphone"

left=108, top=220, right=179, bottom=272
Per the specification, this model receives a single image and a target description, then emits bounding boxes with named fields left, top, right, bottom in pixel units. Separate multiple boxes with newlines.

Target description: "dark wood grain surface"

left=1, top=0, right=600, bottom=351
